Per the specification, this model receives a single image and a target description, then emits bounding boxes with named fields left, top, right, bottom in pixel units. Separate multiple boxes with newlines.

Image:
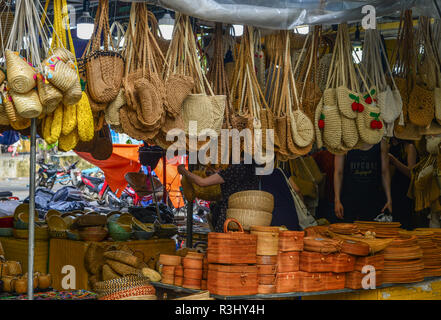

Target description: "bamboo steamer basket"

left=257, top=255, right=277, bottom=265
left=207, top=218, right=257, bottom=264
left=279, top=231, right=304, bottom=252
left=174, top=266, right=183, bottom=277
left=183, top=257, right=203, bottom=269
left=277, top=251, right=300, bottom=273
left=207, top=264, right=258, bottom=296
left=258, top=274, right=276, bottom=285
left=257, top=264, right=277, bottom=275
left=250, top=227, right=279, bottom=256
left=226, top=209, right=273, bottom=231
left=275, top=272, right=301, bottom=293
left=161, top=265, right=175, bottom=277
left=345, top=270, right=383, bottom=289
left=354, top=254, right=384, bottom=271
left=161, top=274, right=174, bottom=285
left=174, top=276, right=183, bottom=286
left=184, top=268, right=203, bottom=280
left=258, top=284, right=276, bottom=294
left=186, top=251, right=204, bottom=260
left=159, top=254, right=182, bottom=266
left=182, top=278, right=201, bottom=290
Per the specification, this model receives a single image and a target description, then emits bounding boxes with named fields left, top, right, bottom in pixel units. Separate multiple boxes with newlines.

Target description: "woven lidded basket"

left=226, top=208, right=273, bottom=231
left=228, top=192, right=274, bottom=213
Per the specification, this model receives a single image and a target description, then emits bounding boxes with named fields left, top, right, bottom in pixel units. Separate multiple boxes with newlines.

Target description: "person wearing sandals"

left=334, top=139, right=392, bottom=222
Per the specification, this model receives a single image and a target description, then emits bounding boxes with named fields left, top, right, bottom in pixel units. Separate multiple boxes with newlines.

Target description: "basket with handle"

left=10, top=89, right=43, bottom=119
left=82, top=0, right=124, bottom=103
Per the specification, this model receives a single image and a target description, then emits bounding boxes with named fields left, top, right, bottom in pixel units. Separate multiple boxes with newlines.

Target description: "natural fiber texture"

left=62, top=77, right=82, bottom=106
left=226, top=208, right=273, bottom=231
left=10, top=89, right=43, bottom=118
left=5, top=50, right=36, bottom=93
left=91, top=125, right=113, bottom=160
left=356, top=102, right=384, bottom=145
left=49, top=60, right=78, bottom=92
left=408, top=84, right=435, bottom=127
left=322, top=105, right=342, bottom=149
left=61, top=103, right=77, bottom=135
left=76, top=92, right=95, bottom=142
left=341, top=115, right=359, bottom=148
left=164, top=73, right=194, bottom=118
left=37, top=78, right=63, bottom=113
left=105, top=89, right=126, bottom=125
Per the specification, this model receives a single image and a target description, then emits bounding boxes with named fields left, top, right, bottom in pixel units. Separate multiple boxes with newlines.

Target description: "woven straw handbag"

left=10, top=89, right=43, bottom=119
left=5, top=50, right=36, bottom=94
left=408, top=84, right=435, bottom=127
left=46, top=58, right=78, bottom=93
left=83, top=0, right=124, bottom=103
left=91, top=125, right=113, bottom=160
left=37, top=77, right=63, bottom=114
left=105, top=89, right=126, bottom=126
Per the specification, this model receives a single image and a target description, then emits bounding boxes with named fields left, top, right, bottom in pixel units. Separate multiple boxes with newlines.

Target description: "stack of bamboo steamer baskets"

left=202, top=257, right=208, bottom=290
left=182, top=251, right=204, bottom=290
left=250, top=226, right=279, bottom=294
left=401, top=230, right=441, bottom=277
left=226, top=191, right=274, bottom=231
left=207, top=219, right=258, bottom=296
left=159, top=254, right=181, bottom=285
left=382, top=234, right=425, bottom=284
left=275, top=230, right=304, bottom=293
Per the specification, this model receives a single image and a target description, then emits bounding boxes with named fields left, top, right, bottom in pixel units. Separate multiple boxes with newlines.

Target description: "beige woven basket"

left=52, top=47, right=75, bottom=63
left=356, top=102, right=384, bottom=145
left=10, top=89, right=42, bottom=118
left=341, top=115, right=359, bottom=148
left=49, top=60, right=78, bottom=92
left=336, top=86, right=358, bottom=119
left=250, top=229, right=279, bottom=256
left=37, top=78, right=63, bottom=112
left=322, top=105, right=342, bottom=149
left=5, top=50, right=36, bottom=93
left=211, top=95, right=226, bottom=134
left=226, top=208, right=273, bottom=231
left=182, top=94, right=215, bottom=136
left=228, top=195, right=274, bottom=213
left=105, top=89, right=126, bottom=125
left=62, top=78, right=82, bottom=106
left=164, top=73, right=195, bottom=118
left=291, top=110, right=314, bottom=148
left=229, top=190, right=274, bottom=202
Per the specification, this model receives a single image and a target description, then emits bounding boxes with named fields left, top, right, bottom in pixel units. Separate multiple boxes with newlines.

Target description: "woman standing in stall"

left=334, top=139, right=392, bottom=222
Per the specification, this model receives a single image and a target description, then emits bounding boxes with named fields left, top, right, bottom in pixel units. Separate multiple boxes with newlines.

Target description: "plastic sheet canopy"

left=128, top=0, right=441, bottom=30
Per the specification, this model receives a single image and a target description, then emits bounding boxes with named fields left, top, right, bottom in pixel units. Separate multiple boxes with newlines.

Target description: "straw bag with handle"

left=91, top=125, right=113, bottom=160
left=363, top=29, right=403, bottom=137
left=83, top=0, right=124, bottom=103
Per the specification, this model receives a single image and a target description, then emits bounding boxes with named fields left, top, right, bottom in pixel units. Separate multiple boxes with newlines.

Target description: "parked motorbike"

left=36, top=160, right=61, bottom=190
left=75, top=172, right=123, bottom=209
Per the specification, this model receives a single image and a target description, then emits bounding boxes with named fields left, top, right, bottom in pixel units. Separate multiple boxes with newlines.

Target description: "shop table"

left=49, top=238, right=176, bottom=291
left=0, top=237, right=49, bottom=274
left=151, top=276, right=441, bottom=300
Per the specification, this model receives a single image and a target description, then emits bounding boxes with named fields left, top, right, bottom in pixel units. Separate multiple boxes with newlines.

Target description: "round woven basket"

left=5, top=50, right=36, bottom=93
left=226, top=208, right=273, bottom=231
left=10, top=89, right=43, bottom=118
left=37, top=78, right=63, bottom=112
left=229, top=190, right=274, bottom=203
left=49, top=60, right=78, bottom=92
left=228, top=195, right=274, bottom=213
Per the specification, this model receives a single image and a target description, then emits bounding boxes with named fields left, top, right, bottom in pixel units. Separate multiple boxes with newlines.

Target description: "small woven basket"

left=10, top=89, right=43, bottom=118
left=37, top=78, right=63, bottom=113
left=49, top=60, right=78, bottom=92
left=5, top=50, right=36, bottom=93
left=226, top=208, right=273, bottom=231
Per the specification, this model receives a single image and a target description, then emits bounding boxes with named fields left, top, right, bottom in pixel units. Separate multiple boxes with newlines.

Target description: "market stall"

left=1, top=0, right=441, bottom=301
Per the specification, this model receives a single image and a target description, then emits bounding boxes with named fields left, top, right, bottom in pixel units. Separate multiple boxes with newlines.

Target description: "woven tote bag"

left=356, top=102, right=384, bottom=145
left=322, top=104, right=342, bottom=149
left=408, top=84, right=435, bottom=127
left=105, top=89, right=126, bottom=126
left=341, top=115, right=359, bottom=148
left=37, top=77, right=62, bottom=113
left=5, top=50, right=36, bottom=94
left=84, top=0, right=124, bottom=103
left=91, top=125, right=113, bottom=160
left=10, top=89, right=43, bottom=119
left=47, top=59, right=78, bottom=93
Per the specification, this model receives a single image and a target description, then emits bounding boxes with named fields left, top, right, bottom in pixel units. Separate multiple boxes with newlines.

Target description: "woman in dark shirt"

left=178, top=162, right=260, bottom=232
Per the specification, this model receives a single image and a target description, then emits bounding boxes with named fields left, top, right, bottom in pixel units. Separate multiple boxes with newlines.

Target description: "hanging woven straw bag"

left=356, top=101, right=384, bottom=145
left=62, top=78, right=82, bottom=107
left=91, top=125, right=113, bottom=160
left=52, top=47, right=75, bottom=63
left=84, top=0, right=124, bottom=103
left=105, top=89, right=126, bottom=126
left=10, top=89, right=43, bottom=118
left=47, top=58, right=78, bottom=93
left=341, top=115, right=359, bottom=148
left=5, top=50, right=36, bottom=94
left=408, top=84, right=435, bottom=127
left=314, top=98, right=324, bottom=149
left=37, top=77, right=63, bottom=113
left=164, top=74, right=195, bottom=118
